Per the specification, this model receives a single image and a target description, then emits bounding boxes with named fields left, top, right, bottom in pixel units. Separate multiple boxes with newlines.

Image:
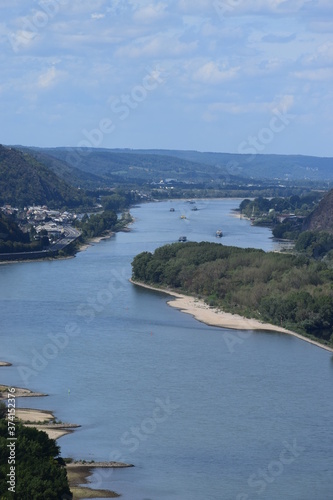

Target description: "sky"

left=1, top=0, right=333, bottom=157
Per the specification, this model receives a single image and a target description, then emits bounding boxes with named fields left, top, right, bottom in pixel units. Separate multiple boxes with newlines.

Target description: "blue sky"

left=1, top=0, right=333, bottom=156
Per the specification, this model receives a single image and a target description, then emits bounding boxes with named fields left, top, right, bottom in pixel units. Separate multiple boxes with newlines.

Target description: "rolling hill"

left=17, top=146, right=106, bottom=188
left=28, top=147, right=333, bottom=184
left=0, top=145, right=90, bottom=208
left=113, top=149, right=333, bottom=182
left=31, top=147, right=243, bottom=186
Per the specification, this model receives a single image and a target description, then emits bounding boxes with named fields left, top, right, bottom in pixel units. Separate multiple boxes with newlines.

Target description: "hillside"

left=0, top=211, right=28, bottom=243
left=0, top=145, right=90, bottom=208
left=17, top=146, right=106, bottom=189
left=109, top=149, right=333, bottom=182
left=303, top=189, right=333, bottom=234
left=30, top=147, right=333, bottom=184
left=30, top=147, right=251, bottom=187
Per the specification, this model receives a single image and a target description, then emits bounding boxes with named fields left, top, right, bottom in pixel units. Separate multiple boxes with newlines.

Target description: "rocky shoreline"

left=0, top=363, right=133, bottom=498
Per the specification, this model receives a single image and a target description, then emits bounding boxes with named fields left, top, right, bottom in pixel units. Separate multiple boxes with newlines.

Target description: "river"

left=0, top=199, right=332, bottom=500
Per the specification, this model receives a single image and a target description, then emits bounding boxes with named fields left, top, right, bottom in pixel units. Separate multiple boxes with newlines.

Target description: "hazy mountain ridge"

left=30, top=147, right=333, bottom=183
left=34, top=147, right=241, bottom=185
left=111, top=149, right=333, bottom=181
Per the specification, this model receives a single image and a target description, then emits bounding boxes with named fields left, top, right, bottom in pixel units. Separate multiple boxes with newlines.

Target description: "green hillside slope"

left=0, top=145, right=90, bottom=208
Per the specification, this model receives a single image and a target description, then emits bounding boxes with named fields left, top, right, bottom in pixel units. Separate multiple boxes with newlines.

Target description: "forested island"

left=132, top=241, right=333, bottom=347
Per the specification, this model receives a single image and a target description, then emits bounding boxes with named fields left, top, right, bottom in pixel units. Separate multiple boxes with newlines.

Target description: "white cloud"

left=293, top=68, right=333, bottom=81
left=7, top=29, right=38, bottom=51
left=91, top=13, right=105, bottom=20
left=262, top=33, right=296, bottom=43
left=115, top=35, right=197, bottom=59
left=37, top=66, right=63, bottom=89
left=66, top=1, right=107, bottom=15
left=206, top=94, right=294, bottom=118
left=213, top=0, right=313, bottom=17
left=178, top=0, right=213, bottom=14
left=302, top=41, right=333, bottom=67
left=193, top=61, right=240, bottom=84
left=132, top=2, right=168, bottom=24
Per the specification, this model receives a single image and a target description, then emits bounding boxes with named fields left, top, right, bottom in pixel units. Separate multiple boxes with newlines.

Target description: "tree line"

left=132, top=241, right=333, bottom=345
left=0, top=212, right=49, bottom=254
left=0, top=415, right=72, bottom=498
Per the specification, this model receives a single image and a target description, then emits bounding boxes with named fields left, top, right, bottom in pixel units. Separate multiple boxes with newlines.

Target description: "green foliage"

left=132, top=241, right=333, bottom=344
left=100, top=189, right=139, bottom=212
left=75, top=210, right=118, bottom=238
left=240, top=193, right=321, bottom=218
left=295, top=231, right=333, bottom=259
left=240, top=193, right=323, bottom=240
left=0, top=420, right=72, bottom=498
left=0, top=145, right=92, bottom=209
left=0, top=212, right=48, bottom=254
left=272, top=220, right=302, bottom=240
left=0, top=403, right=6, bottom=420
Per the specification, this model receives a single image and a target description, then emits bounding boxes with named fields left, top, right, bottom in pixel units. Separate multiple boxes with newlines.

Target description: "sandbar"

left=131, top=280, right=333, bottom=353
left=0, top=361, right=12, bottom=367
left=16, top=407, right=80, bottom=439
left=0, top=384, right=46, bottom=399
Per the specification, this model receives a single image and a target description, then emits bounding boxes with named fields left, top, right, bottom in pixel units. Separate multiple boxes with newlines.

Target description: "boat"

left=191, top=206, right=198, bottom=211
left=178, top=236, right=187, bottom=242
left=216, top=230, right=223, bottom=237
left=180, top=215, right=187, bottom=219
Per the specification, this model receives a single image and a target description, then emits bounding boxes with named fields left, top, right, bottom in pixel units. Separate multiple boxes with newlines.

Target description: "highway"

left=49, top=225, right=81, bottom=252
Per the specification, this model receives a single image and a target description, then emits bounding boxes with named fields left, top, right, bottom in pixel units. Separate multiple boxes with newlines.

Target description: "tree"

left=0, top=402, right=6, bottom=420
left=0, top=420, right=72, bottom=498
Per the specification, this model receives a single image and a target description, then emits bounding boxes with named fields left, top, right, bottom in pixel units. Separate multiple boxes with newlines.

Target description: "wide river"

left=0, top=199, right=332, bottom=500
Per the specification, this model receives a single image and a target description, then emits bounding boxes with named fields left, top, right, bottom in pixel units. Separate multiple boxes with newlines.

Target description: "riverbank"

left=0, top=378, right=79, bottom=439
left=0, top=232, right=115, bottom=264
left=77, top=230, right=115, bottom=253
left=130, top=280, right=333, bottom=353
left=0, top=372, right=132, bottom=497
left=67, top=462, right=134, bottom=499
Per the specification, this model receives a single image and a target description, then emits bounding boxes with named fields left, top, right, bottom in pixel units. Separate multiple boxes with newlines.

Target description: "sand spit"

left=130, top=280, right=333, bottom=354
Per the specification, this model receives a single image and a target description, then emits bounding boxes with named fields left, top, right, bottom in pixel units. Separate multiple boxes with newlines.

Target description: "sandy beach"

left=0, top=384, right=46, bottom=399
left=15, top=407, right=80, bottom=440
left=131, top=280, right=333, bottom=353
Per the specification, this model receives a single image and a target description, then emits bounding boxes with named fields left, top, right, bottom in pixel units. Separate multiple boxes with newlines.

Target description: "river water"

left=0, top=199, right=332, bottom=500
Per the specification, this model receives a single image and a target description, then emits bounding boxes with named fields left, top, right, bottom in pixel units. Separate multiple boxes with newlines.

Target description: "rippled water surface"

left=0, top=199, right=332, bottom=500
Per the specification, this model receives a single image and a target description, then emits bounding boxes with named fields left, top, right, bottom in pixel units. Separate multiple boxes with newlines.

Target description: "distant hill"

left=18, top=146, right=106, bottom=188
left=114, top=149, right=333, bottom=182
left=303, top=189, right=333, bottom=234
left=32, top=147, right=247, bottom=186
left=0, top=145, right=88, bottom=208
left=32, top=147, right=333, bottom=183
